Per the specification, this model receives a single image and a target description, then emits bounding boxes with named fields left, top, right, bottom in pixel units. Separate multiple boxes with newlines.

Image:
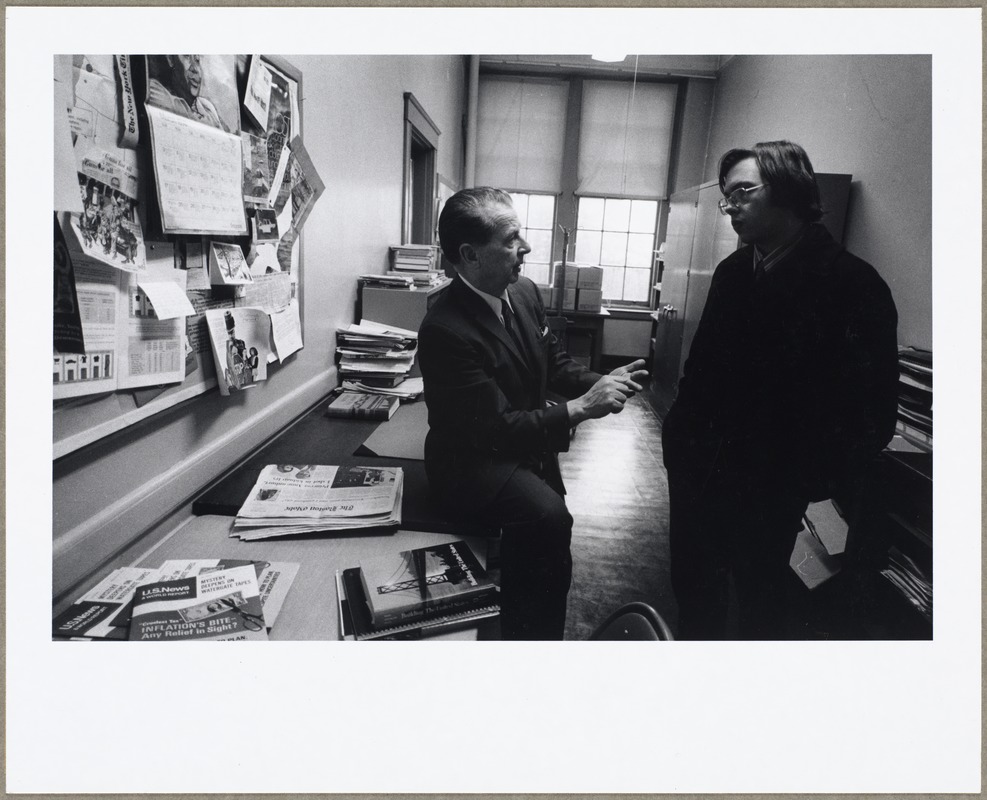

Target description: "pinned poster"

left=205, top=307, right=272, bottom=395
left=243, top=56, right=273, bottom=128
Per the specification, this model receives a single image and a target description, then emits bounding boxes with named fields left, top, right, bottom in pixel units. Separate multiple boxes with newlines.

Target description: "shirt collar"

left=753, top=226, right=808, bottom=276
left=459, top=273, right=512, bottom=322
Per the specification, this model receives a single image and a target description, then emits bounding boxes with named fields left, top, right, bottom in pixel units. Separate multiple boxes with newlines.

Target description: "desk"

left=130, top=514, right=495, bottom=640
left=54, top=396, right=500, bottom=641
left=193, top=396, right=498, bottom=538
left=560, top=308, right=609, bottom=372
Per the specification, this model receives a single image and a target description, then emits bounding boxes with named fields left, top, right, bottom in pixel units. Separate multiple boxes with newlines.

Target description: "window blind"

left=476, top=76, right=568, bottom=193
left=577, top=79, right=677, bottom=198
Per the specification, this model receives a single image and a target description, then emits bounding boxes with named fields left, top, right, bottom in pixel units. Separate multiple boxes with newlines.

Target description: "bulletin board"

left=53, top=55, right=321, bottom=460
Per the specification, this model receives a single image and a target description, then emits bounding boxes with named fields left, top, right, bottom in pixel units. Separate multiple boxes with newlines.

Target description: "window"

left=476, top=71, right=678, bottom=307
left=574, top=197, right=658, bottom=305
left=509, top=191, right=557, bottom=286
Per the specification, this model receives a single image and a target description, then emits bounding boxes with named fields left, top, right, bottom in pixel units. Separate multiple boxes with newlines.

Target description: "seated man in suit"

left=419, top=187, right=648, bottom=640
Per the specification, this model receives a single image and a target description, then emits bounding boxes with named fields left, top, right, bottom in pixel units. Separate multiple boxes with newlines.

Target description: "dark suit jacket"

left=419, top=275, right=601, bottom=509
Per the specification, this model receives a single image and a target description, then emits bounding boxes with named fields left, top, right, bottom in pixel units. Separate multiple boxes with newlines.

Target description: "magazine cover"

left=358, top=540, right=498, bottom=628
left=129, top=565, right=267, bottom=641
left=156, top=559, right=299, bottom=630
left=52, top=566, right=161, bottom=640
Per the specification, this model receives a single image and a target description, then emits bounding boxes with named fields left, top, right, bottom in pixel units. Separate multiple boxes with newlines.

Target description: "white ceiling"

left=479, top=54, right=728, bottom=80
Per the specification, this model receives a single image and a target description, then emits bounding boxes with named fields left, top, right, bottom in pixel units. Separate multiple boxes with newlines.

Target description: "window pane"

left=524, top=262, right=551, bottom=286
left=600, top=231, right=628, bottom=266
left=629, top=200, right=658, bottom=233
left=527, top=194, right=556, bottom=229
left=626, top=232, right=655, bottom=268
left=577, top=197, right=604, bottom=230
left=603, top=198, right=631, bottom=231
left=524, top=228, right=553, bottom=263
left=509, top=192, right=529, bottom=219
left=602, top=267, right=624, bottom=300
left=623, top=267, right=651, bottom=302
left=574, top=230, right=602, bottom=264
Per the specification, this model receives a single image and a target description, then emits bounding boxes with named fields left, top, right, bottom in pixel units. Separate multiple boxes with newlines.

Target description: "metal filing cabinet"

left=359, top=279, right=451, bottom=333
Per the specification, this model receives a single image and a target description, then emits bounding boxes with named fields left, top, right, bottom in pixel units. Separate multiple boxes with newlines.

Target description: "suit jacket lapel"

left=507, top=283, right=543, bottom=377
left=451, top=277, right=531, bottom=373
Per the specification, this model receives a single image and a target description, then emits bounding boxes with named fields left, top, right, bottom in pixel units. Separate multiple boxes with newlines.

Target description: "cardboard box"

left=576, top=288, right=603, bottom=312
left=576, top=265, right=604, bottom=290
left=551, top=262, right=580, bottom=289
left=550, top=288, right=577, bottom=312
left=537, top=284, right=553, bottom=307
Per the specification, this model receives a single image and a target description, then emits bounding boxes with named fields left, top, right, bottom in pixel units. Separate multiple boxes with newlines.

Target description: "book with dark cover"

left=337, top=568, right=498, bottom=640
left=358, top=540, right=498, bottom=628
left=326, top=391, right=399, bottom=421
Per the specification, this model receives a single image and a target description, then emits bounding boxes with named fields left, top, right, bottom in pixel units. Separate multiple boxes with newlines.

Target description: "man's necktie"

left=501, top=299, right=527, bottom=357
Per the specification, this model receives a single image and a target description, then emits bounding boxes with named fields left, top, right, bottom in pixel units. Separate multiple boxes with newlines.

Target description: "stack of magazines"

left=336, top=320, right=418, bottom=388
left=335, top=540, right=499, bottom=640
left=896, top=346, right=932, bottom=449
left=52, top=559, right=299, bottom=641
left=232, top=464, right=404, bottom=540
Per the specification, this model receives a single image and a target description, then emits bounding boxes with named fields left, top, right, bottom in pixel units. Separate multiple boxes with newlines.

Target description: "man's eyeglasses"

left=717, top=184, right=766, bottom=215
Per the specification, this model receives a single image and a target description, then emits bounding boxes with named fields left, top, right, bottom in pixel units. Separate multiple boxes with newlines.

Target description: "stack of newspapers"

left=232, top=464, right=404, bottom=541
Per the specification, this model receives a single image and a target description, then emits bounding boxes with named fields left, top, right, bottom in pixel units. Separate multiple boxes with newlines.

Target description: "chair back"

left=590, top=601, right=674, bottom=641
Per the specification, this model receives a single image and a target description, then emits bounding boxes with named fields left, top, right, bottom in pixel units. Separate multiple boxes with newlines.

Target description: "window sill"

left=602, top=306, right=654, bottom=320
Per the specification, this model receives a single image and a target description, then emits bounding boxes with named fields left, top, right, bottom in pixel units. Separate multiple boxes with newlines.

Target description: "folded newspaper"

left=232, top=464, right=404, bottom=540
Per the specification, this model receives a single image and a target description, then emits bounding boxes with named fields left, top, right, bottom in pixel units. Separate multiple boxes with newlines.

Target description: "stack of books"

left=896, top=346, right=932, bottom=449
left=231, top=464, right=404, bottom=540
left=389, top=243, right=440, bottom=272
left=326, top=389, right=400, bottom=421
left=386, top=269, right=448, bottom=288
left=52, top=559, right=299, bottom=641
left=336, top=320, right=418, bottom=388
left=335, top=540, right=499, bottom=640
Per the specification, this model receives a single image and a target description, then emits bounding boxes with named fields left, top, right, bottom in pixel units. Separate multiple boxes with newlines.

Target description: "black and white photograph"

left=11, top=4, right=982, bottom=796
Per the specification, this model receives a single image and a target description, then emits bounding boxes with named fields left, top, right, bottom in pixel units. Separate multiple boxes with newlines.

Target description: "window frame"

left=573, top=194, right=662, bottom=308
left=508, top=189, right=559, bottom=287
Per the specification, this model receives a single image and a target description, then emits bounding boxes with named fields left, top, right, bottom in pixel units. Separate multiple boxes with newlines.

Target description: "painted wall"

left=705, top=55, right=932, bottom=348
left=52, top=55, right=467, bottom=597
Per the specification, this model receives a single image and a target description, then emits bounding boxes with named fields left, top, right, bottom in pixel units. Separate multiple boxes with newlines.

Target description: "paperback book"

left=326, top=390, right=400, bottom=421
left=358, top=540, right=498, bottom=628
left=129, top=564, right=268, bottom=641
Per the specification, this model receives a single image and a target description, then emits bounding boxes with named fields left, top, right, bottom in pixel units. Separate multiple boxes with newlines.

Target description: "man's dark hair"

left=718, top=140, right=823, bottom=223
left=438, top=187, right=514, bottom=265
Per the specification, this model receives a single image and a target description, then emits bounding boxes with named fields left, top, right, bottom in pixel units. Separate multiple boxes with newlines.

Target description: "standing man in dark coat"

left=419, top=187, right=648, bottom=640
left=662, top=141, right=899, bottom=640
